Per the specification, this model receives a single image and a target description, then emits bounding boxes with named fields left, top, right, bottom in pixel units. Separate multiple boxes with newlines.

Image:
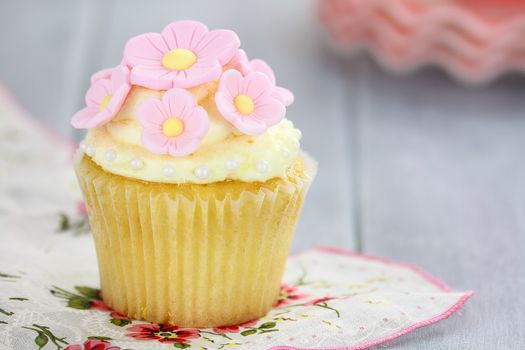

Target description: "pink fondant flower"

left=137, top=88, right=209, bottom=157
left=90, top=68, right=112, bottom=83
left=249, top=59, right=294, bottom=106
left=215, top=69, right=285, bottom=135
left=225, top=49, right=251, bottom=75
left=225, top=51, right=294, bottom=106
left=90, top=60, right=128, bottom=83
left=71, top=65, right=131, bottom=129
left=124, top=20, right=240, bottom=90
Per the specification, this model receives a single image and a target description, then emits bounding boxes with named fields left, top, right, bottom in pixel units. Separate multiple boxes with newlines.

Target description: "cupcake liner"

left=75, top=152, right=317, bottom=327
left=318, top=0, right=525, bottom=83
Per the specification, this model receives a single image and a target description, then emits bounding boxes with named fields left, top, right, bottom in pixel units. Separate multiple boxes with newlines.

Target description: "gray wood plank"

left=0, top=0, right=104, bottom=138
left=348, top=57, right=525, bottom=349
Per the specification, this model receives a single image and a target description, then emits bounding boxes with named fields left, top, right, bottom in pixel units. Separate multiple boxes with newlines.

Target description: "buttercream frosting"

left=82, top=85, right=301, bottom=184
left=72, top=21, right=301, bottom=184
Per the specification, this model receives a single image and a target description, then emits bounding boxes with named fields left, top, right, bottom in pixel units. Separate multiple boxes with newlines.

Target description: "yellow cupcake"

left=72, top=20, right=316, bottom=327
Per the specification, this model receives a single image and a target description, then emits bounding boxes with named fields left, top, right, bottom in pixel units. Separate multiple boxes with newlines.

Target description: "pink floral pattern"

left=137, top=88, right=209, bottom=157
left=126, top=324, right=200, bottom=344
left=124, top=20, right=240, bottom=89
left=275, top=284, right=309, bottom=307
left=71, top=65, right=131, bottom=129
left=212, top=320, right=257, bottom=334
left=64, top=339, right=120, bottom=350
left=215, top=69, right=285, bottom=135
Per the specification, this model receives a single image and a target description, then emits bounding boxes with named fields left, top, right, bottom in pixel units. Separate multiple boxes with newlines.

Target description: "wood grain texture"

left=346, top=57, right=525, bottom=349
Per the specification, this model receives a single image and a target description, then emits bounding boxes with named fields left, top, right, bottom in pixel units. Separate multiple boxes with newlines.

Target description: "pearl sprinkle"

left=194, top=165, right=210, bottom=179
left=85, top=144, right=95, bottom=156
left=130, top=158, right=144, bottom=170
left=105, top=149, right=116, bottom=162
left=225, top=158, right=239, bottom=171
left=163, top=165, right=175, bottom=177
left=255, top=160, right=269, bottom=173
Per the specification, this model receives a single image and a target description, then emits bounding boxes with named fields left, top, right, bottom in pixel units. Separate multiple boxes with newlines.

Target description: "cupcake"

left=72, top=20, right=316, bottom=327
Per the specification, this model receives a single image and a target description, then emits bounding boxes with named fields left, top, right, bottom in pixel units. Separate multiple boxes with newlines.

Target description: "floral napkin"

left=0, top=85, right=473, bottom=350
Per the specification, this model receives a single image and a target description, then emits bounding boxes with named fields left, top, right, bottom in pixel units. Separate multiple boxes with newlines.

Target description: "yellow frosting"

left=81, top=84, right=301, bottom=184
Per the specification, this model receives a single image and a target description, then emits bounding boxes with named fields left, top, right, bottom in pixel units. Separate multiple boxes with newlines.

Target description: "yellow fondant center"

left=234, top=95, right=255, bottom=115
left=99, top=95, right=112, bottom=111
left=162, top=49, right=197, bottom=71
left=162, top=118, right=184, bottom=137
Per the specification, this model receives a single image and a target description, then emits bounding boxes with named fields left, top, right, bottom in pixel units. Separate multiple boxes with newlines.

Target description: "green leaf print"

left=87, top=336, right=112, bottom=341
left=259, top=322, right=276, bottom=329
left=67, top=297, right=92, bottom=310
left=34, top=333, right=49, bottom=349
left=22, top=324, right=68, bottom=350
left=0, top=272, right=20, bottom=279
left=58, top=213, right=71, bottom=231
left=240, top=329, right=257, bottom=336
left=110, top=318, right=132, bottom=327
left=0, top=308, right=13, bottom=316
left=173, top=343, right=191, bottom=349
left=9, top=297, right=28, bottom=301
left=57, top=213, right=90, bottom=235
left=75, top=286, right=100, bottom=299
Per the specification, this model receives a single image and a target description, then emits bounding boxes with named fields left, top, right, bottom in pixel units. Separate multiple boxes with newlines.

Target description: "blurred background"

left=1, top=0, right=524, bottom=348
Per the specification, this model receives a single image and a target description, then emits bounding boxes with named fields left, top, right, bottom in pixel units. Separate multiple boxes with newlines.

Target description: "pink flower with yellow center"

left=225, top=50, right=294, bottom=106
left=215, top=69, right=285, bottom=135
left=124, top=20, right=240, bottom=90
left=71, top=65, right=131, bottom=129
left=137, top=88, right=209, bottom=157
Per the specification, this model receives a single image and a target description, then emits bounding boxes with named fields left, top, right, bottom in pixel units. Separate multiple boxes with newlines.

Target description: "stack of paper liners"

left=75, top=153, right=316, bottom=327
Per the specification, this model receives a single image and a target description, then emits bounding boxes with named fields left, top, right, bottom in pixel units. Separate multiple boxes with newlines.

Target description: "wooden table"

left=1, top=1, right=524, bottom=348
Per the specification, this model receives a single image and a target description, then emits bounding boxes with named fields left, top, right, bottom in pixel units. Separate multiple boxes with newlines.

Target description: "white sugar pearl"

left=79, top=141, right=87, bottom=152
left=85, top=144, right=95, bottom=156
left=282, top=148, right=291, bottom=158
left=255, top=160, right=269, bottom=173
left=225, top=158, right=239, bottom=171
left=163, top=165, right=175, bottom=177
left=194, top=165, right=210, bottom=179
left=104, top=149, right=116, bottom=162
left=130, top=158, right=143, bottom=170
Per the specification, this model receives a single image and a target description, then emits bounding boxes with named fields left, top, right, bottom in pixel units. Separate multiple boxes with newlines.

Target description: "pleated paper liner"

left=74, top=152, right=317, bottom=327
left=318, top=0, right=525, bottom=83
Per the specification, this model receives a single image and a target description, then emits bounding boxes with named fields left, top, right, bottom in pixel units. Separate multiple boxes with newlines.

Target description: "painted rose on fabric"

left=126, top=324, right=200, bottom=345
left=213, top=320, right=257, bottom=334
left=137, top=88, right=209, bottom=157
left=215, top=69, right=285, bottom=135
left=275, top=284, right=309, bottom=307
left=64, top=339, right=120, bottom=350
left=124, top=20, right=240, bottom=89
left=71, top=65, right=131, bottom=129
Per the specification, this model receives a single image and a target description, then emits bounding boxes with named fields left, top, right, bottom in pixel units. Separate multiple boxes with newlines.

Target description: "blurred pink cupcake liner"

left=318, top=0, right=525, bottom=83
